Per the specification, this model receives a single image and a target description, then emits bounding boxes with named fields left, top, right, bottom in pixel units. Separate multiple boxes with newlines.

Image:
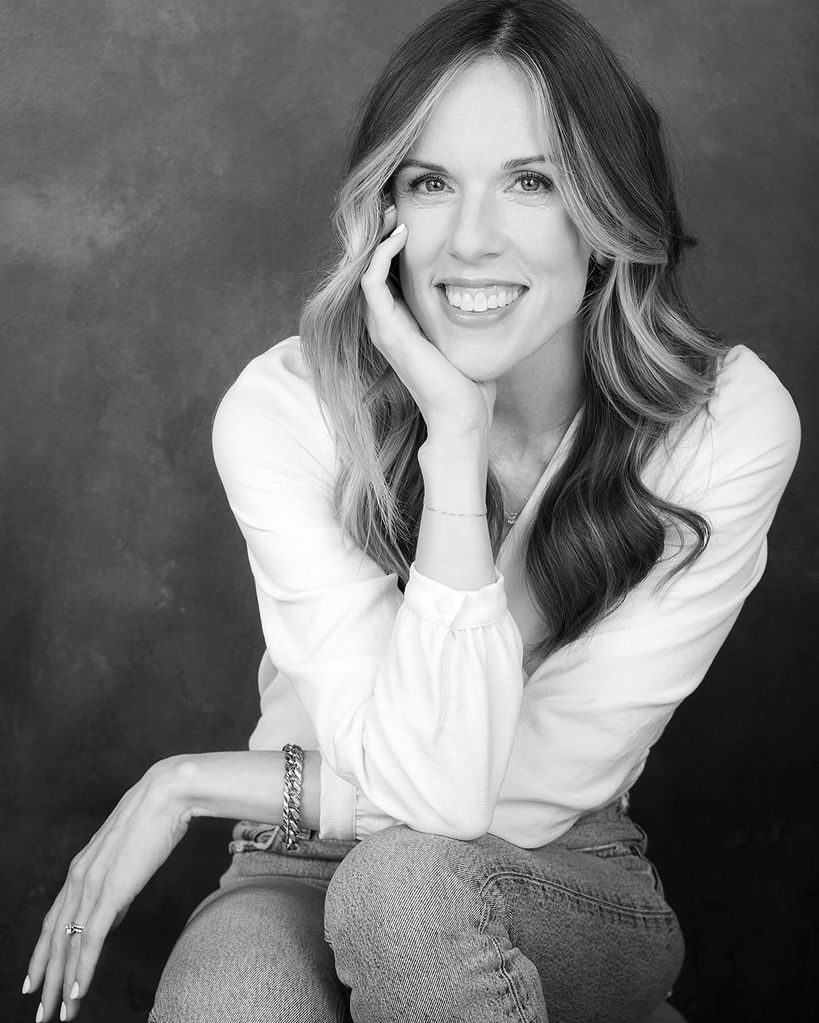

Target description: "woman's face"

left=390, top=57, right=592, bottom=383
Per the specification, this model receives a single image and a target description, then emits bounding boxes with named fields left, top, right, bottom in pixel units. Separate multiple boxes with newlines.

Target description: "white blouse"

left=212, top=336, right=800, bottom=848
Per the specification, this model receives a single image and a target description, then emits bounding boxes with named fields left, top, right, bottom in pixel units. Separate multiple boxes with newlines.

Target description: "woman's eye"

left=513, top=172, right=553, bottom=193
left=402, top=171, right=553, bottom=195
left=407, top=174, right=447, bottom=193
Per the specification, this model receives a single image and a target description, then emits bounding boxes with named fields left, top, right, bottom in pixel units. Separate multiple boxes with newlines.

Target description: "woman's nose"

left=446, top=193, right=505, bottom=262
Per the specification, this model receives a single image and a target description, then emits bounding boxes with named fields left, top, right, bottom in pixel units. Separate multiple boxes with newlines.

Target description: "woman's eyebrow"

left=395, top=154, right=552, bottom=174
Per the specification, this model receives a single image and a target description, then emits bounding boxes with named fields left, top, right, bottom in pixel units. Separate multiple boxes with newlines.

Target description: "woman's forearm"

left=415, top=429, right=496, bottom=590
left=159, top=438, right=493, bottom=830
left=162, top=750, right=323, bottom=831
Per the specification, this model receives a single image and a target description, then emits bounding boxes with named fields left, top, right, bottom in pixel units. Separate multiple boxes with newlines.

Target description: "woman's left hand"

left=362, top=206, right=498, bottom=440
left=25, top=757, right=191, bottom=1021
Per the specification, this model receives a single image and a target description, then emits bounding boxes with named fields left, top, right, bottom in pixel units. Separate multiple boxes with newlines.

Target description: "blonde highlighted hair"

left=298, top=0, right=727, bottom=663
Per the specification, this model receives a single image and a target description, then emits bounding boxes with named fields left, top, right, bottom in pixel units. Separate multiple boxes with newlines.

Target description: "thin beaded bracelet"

left=423, top=504, right=487, bottom=517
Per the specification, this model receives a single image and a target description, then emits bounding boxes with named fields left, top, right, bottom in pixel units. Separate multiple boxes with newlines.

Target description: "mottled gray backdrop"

left=3, top=1, right=816, bottom=1020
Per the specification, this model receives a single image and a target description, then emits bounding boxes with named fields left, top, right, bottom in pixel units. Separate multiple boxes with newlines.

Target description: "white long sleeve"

left=212, top=337, right=523, bottom=840
left=212, top=337, right=800, bottom=846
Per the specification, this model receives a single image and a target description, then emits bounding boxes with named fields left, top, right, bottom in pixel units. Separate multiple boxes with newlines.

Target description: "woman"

left=25, top=1, right=800, bottom=1021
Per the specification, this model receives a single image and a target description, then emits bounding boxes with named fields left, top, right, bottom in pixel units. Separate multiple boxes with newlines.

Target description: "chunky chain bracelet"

left=281, top=742, right=305, bottom=851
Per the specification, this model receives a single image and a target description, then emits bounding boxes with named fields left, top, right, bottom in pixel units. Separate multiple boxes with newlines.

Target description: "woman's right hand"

left=24, top=758, right=192, bottom=1021
left=361, top=205, right=497, bottom=439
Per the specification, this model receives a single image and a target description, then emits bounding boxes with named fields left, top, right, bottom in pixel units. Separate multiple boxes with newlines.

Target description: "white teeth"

left=443, top=285, right=523, bottom=311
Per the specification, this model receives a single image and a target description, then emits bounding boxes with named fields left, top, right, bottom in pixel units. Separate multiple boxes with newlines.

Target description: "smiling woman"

left=389, top=59, right=590, bottom=458
left=24, top=2, right=800, bottom=1022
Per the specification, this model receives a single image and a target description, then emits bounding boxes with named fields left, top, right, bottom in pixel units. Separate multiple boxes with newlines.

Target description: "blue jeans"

left=149, top=797, right=684, bottom=1022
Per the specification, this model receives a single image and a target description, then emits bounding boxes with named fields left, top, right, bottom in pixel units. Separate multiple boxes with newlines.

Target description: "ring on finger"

left=64, top=922, right=85, bottom=936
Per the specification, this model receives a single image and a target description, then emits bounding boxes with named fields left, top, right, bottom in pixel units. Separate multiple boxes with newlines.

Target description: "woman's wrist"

left=415, top=430, right=495, bottom=590
left=419, top=434, right=488, bottom=511
left=150, top=750, right=322, bottom=831
left=419, top=431, right=488, bottom=494
left=142, top=755, right=203, bottom=821
left=420, top=425, right=489, bottom=460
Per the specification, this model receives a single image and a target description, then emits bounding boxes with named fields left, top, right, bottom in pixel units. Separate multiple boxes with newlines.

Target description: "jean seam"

left=572, top=841, right=634, bottom=857
left=478, top=896, right=492, bottom=935
left=480, top=869, right=676, bottom=921
left=488, top=934, right=534, bottom=1023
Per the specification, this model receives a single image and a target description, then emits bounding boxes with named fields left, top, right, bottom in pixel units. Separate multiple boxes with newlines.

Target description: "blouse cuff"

left=318, top=758, right=358, bottom=841
left=403, top=560, right=508, bottom=629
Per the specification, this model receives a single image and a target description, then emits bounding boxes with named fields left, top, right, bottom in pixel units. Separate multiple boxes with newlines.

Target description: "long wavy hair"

left=298, top=0, right=728, bottom=666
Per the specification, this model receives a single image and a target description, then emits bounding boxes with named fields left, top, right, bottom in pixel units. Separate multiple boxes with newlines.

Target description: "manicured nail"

left=22, top=974, right=31, bottom=994
left=389, top=223, right=406, bottom=237
left=70, top=981, right=80, bottom=1000
left=384, top=203, right=396, bottom=214
left=35, top=1003, right=44, bottom=1023
left=60, top=1002, right=67, bottom=1021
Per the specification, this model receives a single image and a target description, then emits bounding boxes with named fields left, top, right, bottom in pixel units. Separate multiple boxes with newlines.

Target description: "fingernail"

left=60, top=1002, right=67, bottom=1021
left=22, top=974, right=31, bottom=994
left=384, top=203, right=396, bottom=213
left=70, top=981, right=79, bottom=1000
left=389, top=223, right=406, bottom=236
left=35, top=1003, right=44, bottom=1023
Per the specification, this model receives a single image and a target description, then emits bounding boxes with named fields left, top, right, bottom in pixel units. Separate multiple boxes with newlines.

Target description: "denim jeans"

left=149, top=796, right=684, bottom=1022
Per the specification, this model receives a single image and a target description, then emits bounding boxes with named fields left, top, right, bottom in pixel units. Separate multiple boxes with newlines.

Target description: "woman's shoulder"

left=212, top=335, right=337, bottom=480
left=707, top=344, right=801, bottom=471
left=219, top=333, right=315, bottom=401
left=653, top=344, right=800, bottom=501
left=713, top=344, right=798, bottom=418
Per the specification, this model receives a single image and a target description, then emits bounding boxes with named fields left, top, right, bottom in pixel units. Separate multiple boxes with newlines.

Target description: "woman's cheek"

left=396, top=250, right=425, bottom=319
left=397, top=245, right=426, bottom=301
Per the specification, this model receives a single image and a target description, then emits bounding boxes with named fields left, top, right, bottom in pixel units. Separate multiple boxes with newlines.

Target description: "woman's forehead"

left=407, top=59, right=554, bottom=167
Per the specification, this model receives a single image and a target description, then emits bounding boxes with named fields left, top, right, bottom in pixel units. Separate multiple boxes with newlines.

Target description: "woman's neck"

left=490, top=335, right=585, bottom=460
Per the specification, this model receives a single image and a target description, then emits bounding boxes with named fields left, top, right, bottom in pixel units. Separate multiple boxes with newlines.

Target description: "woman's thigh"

left=150, top=861, right=350, bottom=1022
left=480, top=830, right=684, bottom=1020
left=325, top=812, right=684, bottom=1023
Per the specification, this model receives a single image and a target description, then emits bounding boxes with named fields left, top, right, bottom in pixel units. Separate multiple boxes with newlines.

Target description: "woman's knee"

left=151, top=877, right=346, bottom=1022
left=324, top=825, right=485, bottom=954
left=324, top=827, right=684, bottom=1021
left=324, top=827, right=550, bottom=1021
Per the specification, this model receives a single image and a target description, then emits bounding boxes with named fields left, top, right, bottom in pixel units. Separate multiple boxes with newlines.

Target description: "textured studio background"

left=2, top=1, right=816, bottom=1020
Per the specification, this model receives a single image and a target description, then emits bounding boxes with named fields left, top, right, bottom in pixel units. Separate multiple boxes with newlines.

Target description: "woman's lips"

left=442, top=283, right=525, bottom=311
left=436, top=284, right=527, bottom=324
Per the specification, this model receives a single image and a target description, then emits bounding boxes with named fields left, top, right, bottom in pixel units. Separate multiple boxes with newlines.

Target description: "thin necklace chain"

left=504, top=475, right=542, bottom=526
left=498, top=408, right=582, bottom=527
left=505, top=504, right=526, bottom=526
left=500, top=475, right=537, bottom=527
left=505, top=489, right=534, bottom=525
